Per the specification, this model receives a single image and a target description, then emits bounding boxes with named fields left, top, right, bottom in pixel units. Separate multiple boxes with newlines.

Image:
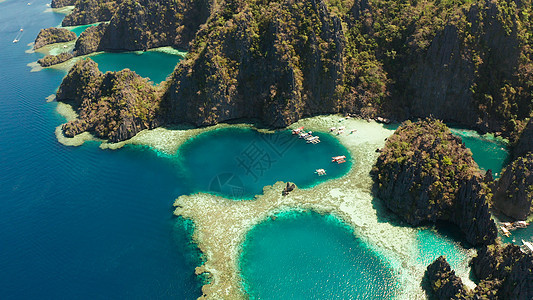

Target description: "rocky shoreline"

left=425, top=242, right=533, bottom=299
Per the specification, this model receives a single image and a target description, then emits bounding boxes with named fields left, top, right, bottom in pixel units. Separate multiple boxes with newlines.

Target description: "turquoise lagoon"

left=67, top=23, right=99, bottom=36
left=90, top=50, right=184, bottom=83
left=0, top=0, right=522, bottom=298
left=240, top=211, right=398, bottom=299
left=450, top=128, right=509, bottom=177
left=177, top=128, right=352, bottom=199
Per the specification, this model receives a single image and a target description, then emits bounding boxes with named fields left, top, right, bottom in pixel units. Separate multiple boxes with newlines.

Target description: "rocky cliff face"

left=426, top=245, right=533, bottom=299
left=372, top=119, right=497, bottom=245
left=163, top=0, right=344, bottom=127
left=72, top=0, right=211, bottom=55
left=403, top=0, right=532, bottom=135
left=514, top=119, right=533, bottom=159
left=493, top=153, right=533, bottom=220
left=53, top=0, right=532, bottom=139
left=34, top=27, right=76, bottom=49
left=62, top=0, right=120, bottom=27
left=56, top=59, right=163, bottom=142
left=425, top=256, right=468, bottom=299
left=73, top=23, right=107, bottom=56
left=51, top=0, right=76, bottom=8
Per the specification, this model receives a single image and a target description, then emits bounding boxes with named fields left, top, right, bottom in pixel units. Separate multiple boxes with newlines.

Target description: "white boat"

left=292, top=126, right=304, bottom=135
left=513, top=221, right=529, bottom=228
left=315, top=169, right=326, bottom=176
left=12, top=39, right=19, bottom=43
left=306, top=136, right=320, bottom=144
left=500, top=226, right=511, bottom=237
left=522, top=240, right=533, bottom=254
left=332, top=155, right=346, bottom=164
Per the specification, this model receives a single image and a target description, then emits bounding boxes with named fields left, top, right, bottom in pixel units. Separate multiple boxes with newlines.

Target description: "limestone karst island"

left=0, top=0, right=531, bottom=299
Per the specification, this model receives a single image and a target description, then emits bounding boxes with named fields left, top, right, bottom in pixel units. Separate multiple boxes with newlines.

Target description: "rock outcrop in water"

left=372, top=119, right=497, bottom=245
left=426, top=243, right=533, bottom=299
left=61, top=0, right=120, bottom=27
left=56, top=59, right=163, bottom=142
left=425, top=256, right=468, bottom=299
left=493, top=153, right=533, bottom=220
left=37, top=53, right=74, bottom=67
left=34, top=27, right=76, bottom=49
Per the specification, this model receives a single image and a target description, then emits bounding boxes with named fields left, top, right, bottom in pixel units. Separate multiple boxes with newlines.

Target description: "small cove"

left=89, top=49, right=184, bottom=83
left=176, top=127, right=352, bottom=199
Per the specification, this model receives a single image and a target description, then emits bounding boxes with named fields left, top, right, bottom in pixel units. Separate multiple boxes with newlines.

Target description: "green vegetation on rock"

left=51, top=0, right=76, bottom=8
left=426, top=242, right=533, bottom=299
left=493, top=153, right=533, bottom=220
left=371, top=118, right=497, bottom=245
left=56, top=59, right=163, bottom=142
left=34, top=27, right=76, bottom=49
left=62, top=0, right=120, bottom=27
left=37, top=53, right=74, bottom=67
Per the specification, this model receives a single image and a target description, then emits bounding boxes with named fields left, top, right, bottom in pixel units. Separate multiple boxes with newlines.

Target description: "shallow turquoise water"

left=90, top=50, right=183, bottom=83
left=450, top=128, right=509, bottom=177
left=177, top=128, right=352, bottom=199
left=240, top=211, right=398, bottom=299
left=416, top=227, right=471, bottom=270
left=68, top=23, right=98, bottom=36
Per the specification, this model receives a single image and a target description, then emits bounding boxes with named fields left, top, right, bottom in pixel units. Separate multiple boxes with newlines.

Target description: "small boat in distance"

left=12, top=39, right=19, bottom=43
left=332, top=156, right=346, bottom=164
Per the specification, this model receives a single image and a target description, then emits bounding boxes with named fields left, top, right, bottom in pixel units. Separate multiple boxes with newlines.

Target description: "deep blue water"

left=240, top=211, right=398, bottom=299
left=177, top=128, right=352, bottom=199
left=0, top=1, right=199, bottom=298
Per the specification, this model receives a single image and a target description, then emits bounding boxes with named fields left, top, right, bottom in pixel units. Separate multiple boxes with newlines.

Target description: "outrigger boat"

left=299, top=131, right=313, bottom=139
left=306, top=136, right=320, bottom=144
left=315, top=169, right=326, bottom=176
left=292, top=126, right=304, bottom=135
left=332, top=155, right=346, bottom=164
left=522, top=240, right=533, bottom=254
left=500, top=226, right=511, bottom=237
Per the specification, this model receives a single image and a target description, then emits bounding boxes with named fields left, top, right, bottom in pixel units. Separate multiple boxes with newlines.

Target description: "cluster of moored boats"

left=291, top=126, right=348, bottom=176
left=499, top=220, right=529, bottom=237
left=292, top=126, right=321, bottom=144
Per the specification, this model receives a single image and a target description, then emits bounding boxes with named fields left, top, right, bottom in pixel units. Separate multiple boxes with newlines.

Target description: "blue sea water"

left=0, top=1, right=198, bottom=298
left=240, top=211, right=398, bottom=299
left=0, top=0, right=524, bottom=299
left=177, top=128, right=352, bottom=199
